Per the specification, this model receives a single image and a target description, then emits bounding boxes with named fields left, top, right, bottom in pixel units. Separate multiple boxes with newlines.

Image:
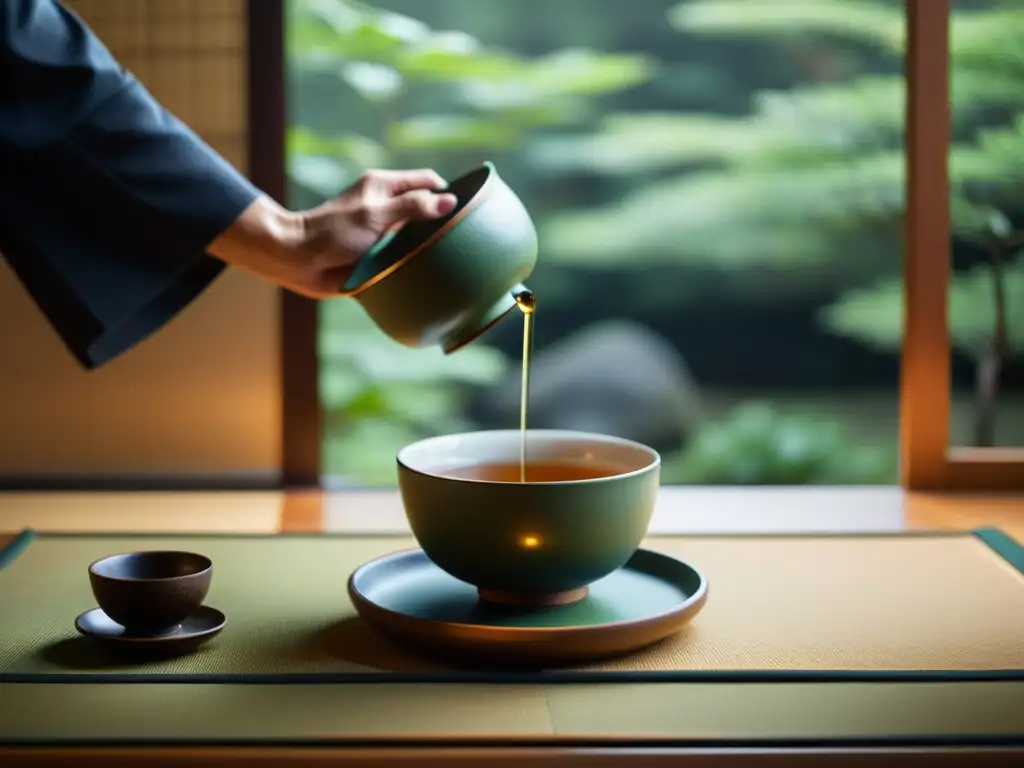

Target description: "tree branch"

left=972, top=236, right=1010, bottom=447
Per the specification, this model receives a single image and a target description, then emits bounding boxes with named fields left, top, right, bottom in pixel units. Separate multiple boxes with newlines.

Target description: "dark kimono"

left=0, top=0, right=260, bottom=368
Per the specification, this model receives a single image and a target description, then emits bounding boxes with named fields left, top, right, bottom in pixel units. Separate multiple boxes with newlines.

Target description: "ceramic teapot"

left=339, top=161, right=538, bottom=354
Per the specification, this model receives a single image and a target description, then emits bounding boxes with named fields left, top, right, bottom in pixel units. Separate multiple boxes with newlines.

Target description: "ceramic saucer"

left=75, top=604, right=226, bottom=654
left=348, top=548, right=707, bottom=668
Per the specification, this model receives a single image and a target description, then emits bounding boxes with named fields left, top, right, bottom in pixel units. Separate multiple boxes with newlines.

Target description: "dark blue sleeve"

left=0, top=0, right=261, bottom=369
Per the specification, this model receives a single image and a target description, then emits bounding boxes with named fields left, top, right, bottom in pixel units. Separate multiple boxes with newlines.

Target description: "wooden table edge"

left=1, top=745, right=1021, bottom=766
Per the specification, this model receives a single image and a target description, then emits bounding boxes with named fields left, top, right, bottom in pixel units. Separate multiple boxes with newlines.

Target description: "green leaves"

left=670, top=0, right=1024, bottom=78
left=819, top=258, right=1024, bottom=357
left=386, top=115, right=521, bottom=152
left=290, top=0, right=651, bottom=95
left=286, top=127, right=387, bottom=196
left=951, top=7, right=1024, bottom=79
left=287, top=0, right=656, bottom=483
left=952, top=116, right=1024, bottom=213
left=538, top=0, right=1024, bottom=317
left=669, top=0, right=905, bottom=52
left=288, top=0, right=652, bottom=173
left=294, top=0, right=1024, bottom=480
left=289, top=0, right=424, bottom=64
left=540, top=153, right=908, bottom=268
left=520, top=49, right=653, bottom=98
left=324, top=421, right=421, bottom=485
left=532, top=64, right=1024, bottom=179
left=664, top=402, right=895, bottom=485
left=530, top=113, right=789, bottom=175
left=288, top=126, right=388, bottom=165
left=318, top=299, right=508, bottom=392
left=817, top=276, right=902, bottom=354
left=317, top=298, right=510, bottom=483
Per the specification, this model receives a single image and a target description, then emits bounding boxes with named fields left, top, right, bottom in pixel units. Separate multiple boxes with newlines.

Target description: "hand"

left=296, top=168, right=458, bottom=297
left=209, top=168, right=458, bottom=298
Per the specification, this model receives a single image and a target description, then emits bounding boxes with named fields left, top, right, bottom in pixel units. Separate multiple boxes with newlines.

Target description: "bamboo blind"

left=64, top=0, right=248, bottom=172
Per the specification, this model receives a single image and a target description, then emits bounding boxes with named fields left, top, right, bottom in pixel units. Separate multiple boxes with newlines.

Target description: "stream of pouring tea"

left=513, top=288, right=536, bottom=482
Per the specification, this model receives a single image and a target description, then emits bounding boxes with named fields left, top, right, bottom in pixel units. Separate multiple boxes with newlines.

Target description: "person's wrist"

left=263, top=201, right=307, bottom=263
left=209, top=195, right=307, bottom=279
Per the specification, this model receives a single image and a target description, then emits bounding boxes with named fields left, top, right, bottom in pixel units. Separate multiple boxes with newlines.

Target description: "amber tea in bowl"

left=441, top=460, right=623, bottom=483
left=397, top=429, right=660, bottom=606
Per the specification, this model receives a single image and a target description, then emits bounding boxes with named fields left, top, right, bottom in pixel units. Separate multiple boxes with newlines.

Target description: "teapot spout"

left=442, top=283, right=529, bottom=355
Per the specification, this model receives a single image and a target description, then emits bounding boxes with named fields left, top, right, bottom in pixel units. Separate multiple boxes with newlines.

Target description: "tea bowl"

left=88, top=551, right=212, bottom=633
left=397, top=429, right=660, bottom=606
left=340, top=161, right=538, bottom=354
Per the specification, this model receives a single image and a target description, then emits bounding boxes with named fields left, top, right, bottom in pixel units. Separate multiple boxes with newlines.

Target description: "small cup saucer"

left=75, top=604, right=226, bottom=654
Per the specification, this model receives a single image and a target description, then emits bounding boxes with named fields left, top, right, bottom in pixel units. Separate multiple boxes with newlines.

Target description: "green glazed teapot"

left=339, top=161, right=538, bottom=353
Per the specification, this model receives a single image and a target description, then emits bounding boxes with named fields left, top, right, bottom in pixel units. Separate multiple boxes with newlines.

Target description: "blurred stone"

left=477, top=320, right=702, bottom=454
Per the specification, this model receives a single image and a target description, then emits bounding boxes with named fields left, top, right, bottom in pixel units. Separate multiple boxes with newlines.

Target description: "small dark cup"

left=88, top=551, right=212, bottom=633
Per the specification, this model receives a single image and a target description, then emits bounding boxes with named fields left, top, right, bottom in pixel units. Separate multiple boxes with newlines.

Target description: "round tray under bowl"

left=347, top=548, right=708, bottom=668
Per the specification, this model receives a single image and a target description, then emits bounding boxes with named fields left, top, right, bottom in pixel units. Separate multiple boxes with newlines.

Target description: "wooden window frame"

left=249, top=0, right=321, bottom=489
left=263, top=0, right=1024, bottom=492
left=902, top=0, right=1024, bottom=491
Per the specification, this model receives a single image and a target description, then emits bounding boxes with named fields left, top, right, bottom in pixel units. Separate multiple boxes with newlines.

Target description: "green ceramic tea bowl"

left=397, top=430, right=661, bottom=606
left=341, top=161, right=538, bottom=354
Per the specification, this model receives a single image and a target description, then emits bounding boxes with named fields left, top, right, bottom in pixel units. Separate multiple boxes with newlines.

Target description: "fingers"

left=363, top=168, right=448, bottom=194
left=378, top=189, right=458, bottom=225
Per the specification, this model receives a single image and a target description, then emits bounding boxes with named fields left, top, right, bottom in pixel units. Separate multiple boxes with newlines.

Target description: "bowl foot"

left=477, top=586, right=589, bottom=607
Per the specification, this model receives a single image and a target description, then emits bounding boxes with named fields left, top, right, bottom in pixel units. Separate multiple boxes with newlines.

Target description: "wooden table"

left=1, top=486, right=1022, bottom=766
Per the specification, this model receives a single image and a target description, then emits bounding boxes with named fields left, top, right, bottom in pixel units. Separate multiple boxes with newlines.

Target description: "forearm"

left=206, top=195, right=306, bottom=280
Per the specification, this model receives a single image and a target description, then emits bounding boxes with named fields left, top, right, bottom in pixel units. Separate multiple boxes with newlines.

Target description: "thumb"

left=379, top=190, right=457, bottom=224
